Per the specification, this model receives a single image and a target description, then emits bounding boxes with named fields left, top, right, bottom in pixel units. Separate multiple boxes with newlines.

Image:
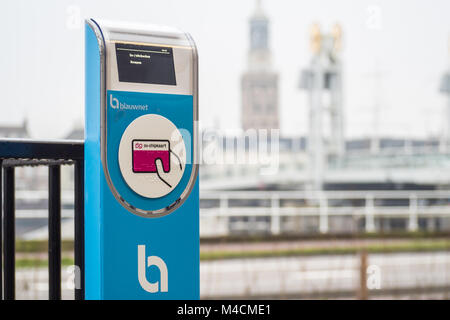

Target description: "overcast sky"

left=1, top=0, right=449, bottom=139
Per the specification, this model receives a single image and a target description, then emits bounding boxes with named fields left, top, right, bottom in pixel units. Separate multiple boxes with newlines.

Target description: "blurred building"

left=65, top=126, right=83, bottom=140
left=0, top=119, right=29, bottom=138
left=241, top=0, right=279, bottom=131
left=440, top=37, right=450, bottom=144
left=200, top=31, right=450, bottom=237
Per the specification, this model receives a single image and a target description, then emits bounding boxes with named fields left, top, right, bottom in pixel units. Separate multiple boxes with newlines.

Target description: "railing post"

left=0, top=139, right=84, bottom=300
left=48, top=165, right=61, bottom=300
left=357, top=250, right=369, bottom=300
left=74, top=160, right=85, bottom=300
left=270, top=195, right=281, bottom=235
left=3, top=166, right=15, bottom=300
left=408, top=193, right=418, bottom=232
left=220, top=194, right=229, bottom=235
left=365, top=195, right=375, bottom=233
left=319, top=193, right=329, bottom=234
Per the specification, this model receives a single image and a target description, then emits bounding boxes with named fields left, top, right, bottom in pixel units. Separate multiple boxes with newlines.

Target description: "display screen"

left=115, top=43, right=176, bottom=85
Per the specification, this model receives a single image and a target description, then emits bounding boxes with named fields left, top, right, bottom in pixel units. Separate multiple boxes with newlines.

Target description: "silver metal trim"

left=87, top=19, right=199, bottom=218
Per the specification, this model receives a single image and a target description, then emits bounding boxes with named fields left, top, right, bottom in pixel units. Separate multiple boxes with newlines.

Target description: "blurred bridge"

left=13, top=188, right=450, bottom=239
left=200, top=190, right=450, bottom=237
left=10, top=136, right=450, bottom=239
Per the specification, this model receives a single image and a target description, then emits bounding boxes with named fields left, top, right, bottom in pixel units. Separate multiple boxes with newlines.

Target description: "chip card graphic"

left=132, top=139, right=170, bottom=173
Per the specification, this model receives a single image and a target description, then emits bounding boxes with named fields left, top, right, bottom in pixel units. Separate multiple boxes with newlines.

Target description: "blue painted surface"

left=84, top=22, right=102, bottom=299
left=85, top=22, right=199, bottom=300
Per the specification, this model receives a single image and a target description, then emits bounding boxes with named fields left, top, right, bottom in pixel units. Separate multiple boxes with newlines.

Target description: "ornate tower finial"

left=310, top=23, right=321, bottom=54
left=331, top=23, right=342, bottom=52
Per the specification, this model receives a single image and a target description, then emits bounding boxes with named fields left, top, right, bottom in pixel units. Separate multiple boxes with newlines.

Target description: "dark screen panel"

left=115, top=43, right=176, bottom=85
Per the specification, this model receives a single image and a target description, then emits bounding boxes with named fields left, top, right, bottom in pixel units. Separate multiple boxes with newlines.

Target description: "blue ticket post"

left=84, top=19, right=199, bottom=299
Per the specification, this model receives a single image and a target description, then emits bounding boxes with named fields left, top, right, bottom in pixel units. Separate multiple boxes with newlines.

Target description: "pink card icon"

left=132, top=139, right=170, bottom=173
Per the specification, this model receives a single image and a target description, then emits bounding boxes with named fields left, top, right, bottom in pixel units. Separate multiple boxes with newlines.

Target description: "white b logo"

left=110, top=94, right=119, bottom=109
left=137, top=245, right=168, bottom=293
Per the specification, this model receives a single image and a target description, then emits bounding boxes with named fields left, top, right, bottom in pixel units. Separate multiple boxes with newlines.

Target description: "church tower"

left=241, top=0, right=279, bottom=131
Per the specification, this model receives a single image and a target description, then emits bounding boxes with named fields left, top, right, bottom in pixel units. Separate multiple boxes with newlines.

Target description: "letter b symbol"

left=110, top=95, right=119, bottom=109
left=137, top=245, right=168, bottom=293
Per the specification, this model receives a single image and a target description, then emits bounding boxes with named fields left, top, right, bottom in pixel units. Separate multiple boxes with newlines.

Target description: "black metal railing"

left=0, top=139, right=84, bottom=300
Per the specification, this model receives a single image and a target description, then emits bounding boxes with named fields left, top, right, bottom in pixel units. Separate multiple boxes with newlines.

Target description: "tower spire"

left=254, top=0, right=264, bottom=17
left=241, top=1, right=279, bottom=131
left=250, top=0, right=268, bottom=52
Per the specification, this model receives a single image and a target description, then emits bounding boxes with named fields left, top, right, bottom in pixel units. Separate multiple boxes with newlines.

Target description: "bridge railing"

left=200, top=190, right=450, bottom=236
left=0, top=139, right=84, bottom=300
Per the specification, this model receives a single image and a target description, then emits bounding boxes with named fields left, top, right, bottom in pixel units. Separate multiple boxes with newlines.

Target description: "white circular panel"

left=118, top=114, right=186, bottom=198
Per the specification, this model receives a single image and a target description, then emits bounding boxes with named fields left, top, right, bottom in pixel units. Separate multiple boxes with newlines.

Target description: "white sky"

left=1, top=0, right=449, bottom=139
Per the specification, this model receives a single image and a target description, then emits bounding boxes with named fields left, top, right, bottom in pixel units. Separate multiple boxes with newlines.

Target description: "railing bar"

left=3, top=167, right=15, bottom=300
left=74, top=160, right=84, bottom=300
left=0, top=139, right=83, bottom=160
left=48, top=165, right=61, bottom=300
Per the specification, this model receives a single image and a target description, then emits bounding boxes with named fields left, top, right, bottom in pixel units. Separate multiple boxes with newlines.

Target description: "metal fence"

left=3, top=139, right=450, bottom=299
left=0, top=139, right=84, bottom=300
